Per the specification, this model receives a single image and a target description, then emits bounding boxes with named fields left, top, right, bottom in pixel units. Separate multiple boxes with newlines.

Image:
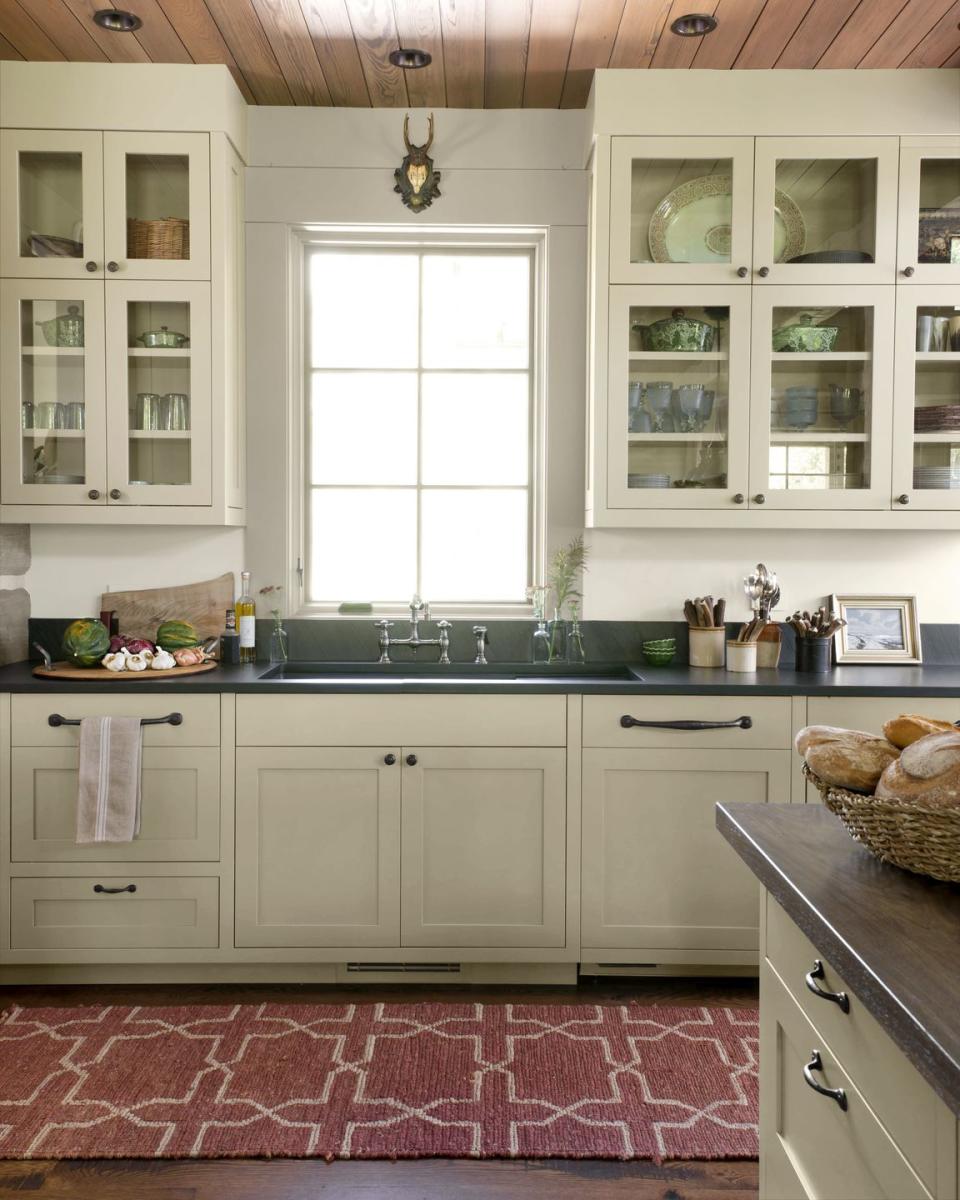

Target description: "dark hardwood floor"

left=0, top=977, right=760, bottom=1200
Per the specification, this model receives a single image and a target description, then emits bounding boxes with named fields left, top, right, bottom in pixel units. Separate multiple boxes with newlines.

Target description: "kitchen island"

left=718, top=801, right=960, bottom=1200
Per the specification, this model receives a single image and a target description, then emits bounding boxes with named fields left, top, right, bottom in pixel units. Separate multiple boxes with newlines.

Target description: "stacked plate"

left=915, top=404, right=960, bottom=433
left=628, top=473, right=670, bottom=488
left=914, top=466, right=960, bottom=489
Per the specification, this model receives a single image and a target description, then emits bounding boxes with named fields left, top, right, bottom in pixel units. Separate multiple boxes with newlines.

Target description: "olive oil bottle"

left=236, top=570, right=256, bottom=664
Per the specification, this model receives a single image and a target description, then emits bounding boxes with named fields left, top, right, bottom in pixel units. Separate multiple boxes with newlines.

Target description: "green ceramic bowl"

left=633, top=310, right=715, bottom=353
left=642, top=646, right=677, bottom=667
left=642, top=637, right=677, bottom=650
left=771, top=323, right=839, bottom=353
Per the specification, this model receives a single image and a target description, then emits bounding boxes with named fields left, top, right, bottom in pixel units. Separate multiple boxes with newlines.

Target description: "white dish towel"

left=76, top=716, right=143, bottom=843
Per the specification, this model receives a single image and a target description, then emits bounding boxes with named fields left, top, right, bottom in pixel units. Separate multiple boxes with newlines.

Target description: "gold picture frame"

left=831, top=594, right=922, bottom=665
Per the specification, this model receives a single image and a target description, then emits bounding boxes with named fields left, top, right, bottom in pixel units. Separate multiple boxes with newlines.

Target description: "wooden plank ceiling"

left=1, top=0, right=959, bottom=107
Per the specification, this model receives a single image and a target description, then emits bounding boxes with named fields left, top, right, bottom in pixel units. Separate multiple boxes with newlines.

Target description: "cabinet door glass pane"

left=917, top=160, right=960, bottom=267
left=625, top=304, right=730, bottom=490
left=768, top=306, right=873, bottom=492
left=125, top=154, right=190, bottom=262
left=18, top=297, right=88, bottom=486
left=913, top=303, right=960, bottom=489
left=773, top=159, right=876, bottom=265
left=126, top=300, right=192, bottom=487
left=18, top=152, right=84, bottom=261
left=629, top=159, right=735, bottom=265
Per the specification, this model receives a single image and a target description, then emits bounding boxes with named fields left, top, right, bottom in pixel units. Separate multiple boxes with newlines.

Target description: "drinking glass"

left=35, top=401, right=65, bottom=430
left=161, top=393, right=190, bottom=431
left=134, top=392, right=161, bottom=431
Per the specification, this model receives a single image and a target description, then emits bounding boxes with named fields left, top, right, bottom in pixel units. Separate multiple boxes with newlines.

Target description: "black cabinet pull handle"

left=620, top=715, right=752, bottom=731
left=802, top=1050, right=847, bottom=1111
left=805, top=960, right=850, bottom=1013
left=902, top=266, right=915, bottom=277
left=85, top=260, right=98, bottom=272
left=406, top=753, right=418, bottom=766
left=93, top=883, right=136, bottom=895
left=758, top=266, right=770, bottom=277
left=107, top=260, right=119, bottom=272
left=732, top=492, right=745, bottom=504
left=896, top=493, right=910, bottom=505
left=109, top=488, right=122, bottom=500
left=736, top=266, right=748, bottom=277
left=49, top=712, right=183, bottom=728
left=87, top=489, right=100, bottom=500
left=384, top=753, right=396, bottom=765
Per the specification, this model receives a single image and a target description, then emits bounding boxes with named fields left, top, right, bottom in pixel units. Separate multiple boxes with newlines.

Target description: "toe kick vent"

left=346, top=962, right=462, bottom=974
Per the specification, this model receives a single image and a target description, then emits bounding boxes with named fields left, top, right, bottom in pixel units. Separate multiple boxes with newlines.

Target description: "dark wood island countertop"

left=717, top=801, right=960, bottom=1116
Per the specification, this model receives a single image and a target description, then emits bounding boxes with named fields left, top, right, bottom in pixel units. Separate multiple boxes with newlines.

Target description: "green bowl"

left=642, top=637, right=677, bottom=650
left=642, top=646, right=677, bottom=666
left=771, top=324, right=839, bottom=353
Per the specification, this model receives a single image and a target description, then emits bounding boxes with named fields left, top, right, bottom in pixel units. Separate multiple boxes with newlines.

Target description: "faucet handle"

left=436, top=619, right=452, bottom=636
left=375, top=618, right=394, bottom=629
left=472, top=624, right=489, bottom=665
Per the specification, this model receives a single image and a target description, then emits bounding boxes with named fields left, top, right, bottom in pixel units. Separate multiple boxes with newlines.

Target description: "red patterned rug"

left=0, top=1002, right=758, bottom=1161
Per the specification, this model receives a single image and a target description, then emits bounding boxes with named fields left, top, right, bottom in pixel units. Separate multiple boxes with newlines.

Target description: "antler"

left=402, top=113, right=412, bottom=153
left=424, top=112, right=434, bottom=152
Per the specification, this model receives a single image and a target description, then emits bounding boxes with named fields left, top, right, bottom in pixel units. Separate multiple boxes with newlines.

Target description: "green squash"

left=62, top=619, right=111, bottom=668
left=156, top=619, right=200, bottom=651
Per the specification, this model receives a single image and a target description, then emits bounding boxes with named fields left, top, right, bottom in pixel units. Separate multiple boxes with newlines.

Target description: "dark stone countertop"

left=717, top=802, right=960, bottom=1116
left=4, top=659, right=960, bottom=695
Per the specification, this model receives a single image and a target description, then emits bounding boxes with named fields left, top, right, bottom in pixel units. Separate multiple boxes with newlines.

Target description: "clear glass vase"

left=568, top=616, right=586, bottom=665
left=547, top=609, right=568, bottom=664
left=269, top=623, right=289, bottom=664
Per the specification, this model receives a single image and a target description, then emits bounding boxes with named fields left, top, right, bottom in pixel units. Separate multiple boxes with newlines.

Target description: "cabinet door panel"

left=11, top=747, right=220, bottom=862
left=582, top=748, right=791, bottom=952
left=235, top=748, right=401, bottom=947
left=401, top=748, right=566, bottom=947
left=897, top=141, right=960, bottom=286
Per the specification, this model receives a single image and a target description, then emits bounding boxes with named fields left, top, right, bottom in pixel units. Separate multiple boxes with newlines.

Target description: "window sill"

left=293, top=603, right=536, bottom=621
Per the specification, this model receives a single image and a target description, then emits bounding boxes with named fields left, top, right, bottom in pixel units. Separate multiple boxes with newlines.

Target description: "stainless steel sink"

left=258, top=662, right=643, bottom=684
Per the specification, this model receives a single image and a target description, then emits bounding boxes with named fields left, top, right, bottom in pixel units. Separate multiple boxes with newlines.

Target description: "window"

left=302, top=239, right=538, bottom=610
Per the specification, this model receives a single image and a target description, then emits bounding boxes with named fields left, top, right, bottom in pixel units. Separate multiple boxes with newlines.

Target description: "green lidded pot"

left=772, top=312, right=839, bottom=353
left=35, top=305, right=84, bottom=348
left=633, top=309, right=715, bottom=353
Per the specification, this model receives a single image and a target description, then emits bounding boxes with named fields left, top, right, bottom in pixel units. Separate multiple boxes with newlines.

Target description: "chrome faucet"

left=375, top=595, right=452, bottom=664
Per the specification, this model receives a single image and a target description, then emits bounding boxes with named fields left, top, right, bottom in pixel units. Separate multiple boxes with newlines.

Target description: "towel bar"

left=48, top=712, right=183, bottom=727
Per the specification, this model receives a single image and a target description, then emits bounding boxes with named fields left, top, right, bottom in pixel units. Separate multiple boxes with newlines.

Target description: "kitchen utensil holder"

left=757, top=624, right=782, bottom=669
left=796, top=636, right=832, bottom=673
left=726, top=640, right=757, bottom=673
left=688, top=626, right=725, bottom=668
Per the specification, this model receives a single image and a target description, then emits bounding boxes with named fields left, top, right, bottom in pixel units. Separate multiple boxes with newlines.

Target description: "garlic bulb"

left=101, top=652, right=127, bottom=673
left=151, top=649, right=177, bottom=670
left=125, top=652, right=149, bottom=672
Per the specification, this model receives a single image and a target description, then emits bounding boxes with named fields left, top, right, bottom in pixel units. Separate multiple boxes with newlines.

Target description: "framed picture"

left=918, top=208, right=960, bottom=264
left=831, top=594, right=922, bottom=664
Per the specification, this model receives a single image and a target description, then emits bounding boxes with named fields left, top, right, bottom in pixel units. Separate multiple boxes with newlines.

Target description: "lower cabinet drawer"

left=583, top=695, right=791, bottom=749
left=761, top=962, right=932, bottom=1200
left=765, top=894, right=947, bottom=1193
left=10, top=877, right=220, bottom=950
left=11, top=747, right=220, bottom=862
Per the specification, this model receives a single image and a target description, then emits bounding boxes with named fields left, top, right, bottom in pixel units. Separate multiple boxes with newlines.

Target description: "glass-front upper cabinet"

left=0, top=280, right=107, bottom=506
left=608, top=137, right=755, bottom=285
left=607, top=286, right=750, bottom=509
left=892, top=286, right=960, bottom=510
left=105, top=281, right=211, bottom=506
left=103, top=133, right=210, bottom=280
left=0, top=131, right=104, bottom=278
left=753, top=137, right=899, bottom=284
left=897, top=142, right=960, bottom=284
left=749, top=286, right=894, bottom=510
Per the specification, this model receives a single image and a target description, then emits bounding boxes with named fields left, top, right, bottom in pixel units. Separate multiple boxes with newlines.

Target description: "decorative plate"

left=648, top=174, right=805, bottom=265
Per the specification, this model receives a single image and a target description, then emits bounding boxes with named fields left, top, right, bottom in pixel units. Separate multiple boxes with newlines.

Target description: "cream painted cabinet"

left=897, top=139, right=960, bottom=286
left=581, top=747, right=791, bottom=959
left=235, top=748, right=401, bottom=948
left=401, top=747, right=566, bottom=948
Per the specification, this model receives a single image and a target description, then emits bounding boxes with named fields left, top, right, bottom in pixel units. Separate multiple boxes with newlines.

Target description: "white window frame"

left=287, top=225, right=547, bottom=619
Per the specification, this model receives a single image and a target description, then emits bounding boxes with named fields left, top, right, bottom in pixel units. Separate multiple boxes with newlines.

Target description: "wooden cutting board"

left=101, top=573, right=234, bottom=640
left=34, top=661, right=217, bottom=681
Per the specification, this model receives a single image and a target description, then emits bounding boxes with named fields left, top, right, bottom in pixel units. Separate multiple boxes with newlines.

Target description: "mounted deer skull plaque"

left=394, top=113, right=441, bottom=212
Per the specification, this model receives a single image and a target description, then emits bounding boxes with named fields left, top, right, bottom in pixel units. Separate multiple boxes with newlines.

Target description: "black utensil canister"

left=796, top=636, right=833, bottom=673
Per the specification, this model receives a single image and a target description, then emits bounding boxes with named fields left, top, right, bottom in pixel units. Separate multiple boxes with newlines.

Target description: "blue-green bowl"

left=642, top=646, right=677, bottom=667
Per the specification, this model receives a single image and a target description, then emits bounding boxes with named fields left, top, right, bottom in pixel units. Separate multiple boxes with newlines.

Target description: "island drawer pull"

left=48, top=712, right=184, bottom=728
left=802, top=1050, right=848, bottom=1111
left=805, top=960, right=850, bottom=1013
left=619, top=715, right=752, bottom=731
left=93, top=883, right=137, bottom=895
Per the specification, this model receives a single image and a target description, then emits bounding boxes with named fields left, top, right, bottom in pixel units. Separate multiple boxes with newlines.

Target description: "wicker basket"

left=803, top=763, right=960, bottom=883
left=127, top=217, right=189, bottom=260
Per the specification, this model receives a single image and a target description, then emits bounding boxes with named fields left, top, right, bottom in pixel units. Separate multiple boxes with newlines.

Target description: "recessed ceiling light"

left=670, top=12, right=718, bottom=36
left=389, top=47, right=432, bottom=69
left=93, top=9, right=143, bottom=32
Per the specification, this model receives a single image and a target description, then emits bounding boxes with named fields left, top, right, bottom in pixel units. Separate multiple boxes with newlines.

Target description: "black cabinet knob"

left=107, top=260, right=119, bottom=272
left=109, top=488, right=121, bottom=500
left=736, top=266, right=748, bottom=278
left=754, top=493, right=766, bottom=504
left=384, top=753, right=396, bottom=765
left=902, top=266, right=915, bottom=278
left=87, top=488, right=100, bottom=500
left=732, top=492, right=745, bottom=504
left=85, top=260, right=97, bottom=272
left=896, top=493, right=910, bottom=505
left=405, top=754, right=418, bottom=766
left=758, top=266, right=770, bottom=277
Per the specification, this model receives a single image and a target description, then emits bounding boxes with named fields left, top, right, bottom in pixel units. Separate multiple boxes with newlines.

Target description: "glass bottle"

left=568, top=604, right=586, bottom=665
left=236, top=570, right=256, bottom=664
left=547, top=608, right=568, bottom=664
left=269, top=622, right=289, bottom=665
left=528, top=585, right=550, bottom=664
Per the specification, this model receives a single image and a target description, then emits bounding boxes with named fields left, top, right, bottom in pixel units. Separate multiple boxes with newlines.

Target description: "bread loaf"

left=796, top=725, right=900, bottom=792
left=882, top=714, right=959, bottom=750
left=876, top=731, right=960, bottom=809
